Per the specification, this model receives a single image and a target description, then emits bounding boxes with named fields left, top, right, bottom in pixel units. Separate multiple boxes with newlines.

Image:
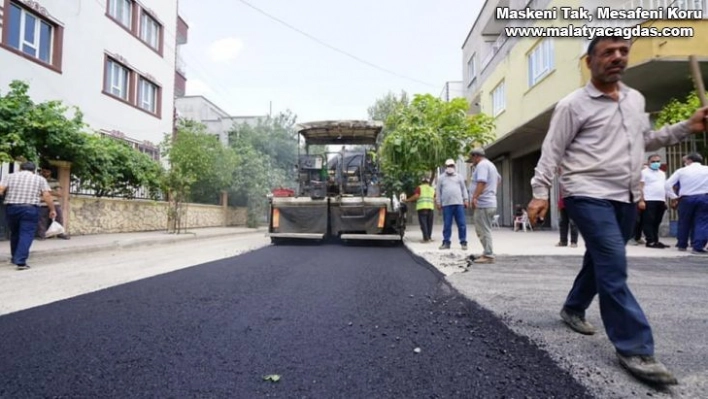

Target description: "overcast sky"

left=178, top=0, right=482, bottom=122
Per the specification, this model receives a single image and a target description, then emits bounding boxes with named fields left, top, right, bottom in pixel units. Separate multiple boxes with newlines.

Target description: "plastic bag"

left=46, top=219, right=65, bottom=238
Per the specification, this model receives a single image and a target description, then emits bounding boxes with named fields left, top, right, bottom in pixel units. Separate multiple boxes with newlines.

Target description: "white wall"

left=175, top=96, right=266, bottom=145
left=0, top=0, right=178, bottom=145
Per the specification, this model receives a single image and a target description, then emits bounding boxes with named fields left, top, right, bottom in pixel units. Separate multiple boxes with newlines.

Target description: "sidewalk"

left=0, top=226, right=267, bottom=262
left=404, top=223, right=693, bottom=260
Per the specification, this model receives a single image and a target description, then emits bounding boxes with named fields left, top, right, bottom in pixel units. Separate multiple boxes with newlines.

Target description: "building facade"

left=175, top=95, right=266, bottom=145
left=0, top=0, right=189, bottom=156
left=462, top=0, right=708, bottom=229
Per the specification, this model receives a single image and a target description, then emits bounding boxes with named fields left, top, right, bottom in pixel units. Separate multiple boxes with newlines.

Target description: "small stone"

left=414, top=347, right=421, bottom=353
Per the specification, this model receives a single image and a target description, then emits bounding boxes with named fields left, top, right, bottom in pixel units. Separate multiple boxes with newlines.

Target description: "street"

left=0, top=235, right=591, bottom=398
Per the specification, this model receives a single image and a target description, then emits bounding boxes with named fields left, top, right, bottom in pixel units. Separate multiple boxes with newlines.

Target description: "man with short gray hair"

left=0, top=162, right=57, bottom=270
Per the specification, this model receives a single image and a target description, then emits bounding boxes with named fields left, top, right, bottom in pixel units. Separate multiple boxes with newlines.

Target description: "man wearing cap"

left=435, top=159, right=469, bottom=250
left=406, top=175, right=435, bottom=242
left=0, top=161, right=57, bottom=270
left=468, top=148, right=499, bottom=263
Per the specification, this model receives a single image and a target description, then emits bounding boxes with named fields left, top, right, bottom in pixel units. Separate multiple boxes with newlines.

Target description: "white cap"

left=445, top=159, right=455, bottom=166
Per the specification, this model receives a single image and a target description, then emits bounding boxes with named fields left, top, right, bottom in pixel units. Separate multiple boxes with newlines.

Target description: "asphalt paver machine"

left=267, top=120, right=406, bottom=244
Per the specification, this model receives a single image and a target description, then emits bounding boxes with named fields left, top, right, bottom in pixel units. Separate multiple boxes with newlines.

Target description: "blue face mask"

left=649, top=162, right=661, bottom=170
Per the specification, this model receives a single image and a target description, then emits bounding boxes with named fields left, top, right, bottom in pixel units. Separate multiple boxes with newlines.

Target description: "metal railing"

left=69, top=179, right=166, bottom=201
left=480, top=33, right=509, bottom=73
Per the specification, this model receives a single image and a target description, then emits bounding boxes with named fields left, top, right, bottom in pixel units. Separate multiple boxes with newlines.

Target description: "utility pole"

left=269, top=101, right=272, bottom=117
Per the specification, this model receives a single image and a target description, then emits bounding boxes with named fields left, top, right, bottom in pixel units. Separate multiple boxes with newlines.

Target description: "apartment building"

left=0, top=0, right=189, bottom=159
left=462, top=0, right=708, bottom=228
left=175, top=95, right=266, bottom=146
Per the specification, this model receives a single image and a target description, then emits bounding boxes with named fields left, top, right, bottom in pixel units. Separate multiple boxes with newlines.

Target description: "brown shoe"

left=560, top=308, right=596, bottom=335
left=617, top=353, right=678, bottom=385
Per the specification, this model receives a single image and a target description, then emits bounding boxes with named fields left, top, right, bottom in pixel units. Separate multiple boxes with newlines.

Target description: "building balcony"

left=176, top=15, right=189, bottom=45
left=580, top=19, right=708, bottom=112
left=175, top=70, right=186, bottom=97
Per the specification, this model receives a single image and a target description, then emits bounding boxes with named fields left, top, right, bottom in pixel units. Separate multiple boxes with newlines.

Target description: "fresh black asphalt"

left=0, top=244, right=593, bottom=398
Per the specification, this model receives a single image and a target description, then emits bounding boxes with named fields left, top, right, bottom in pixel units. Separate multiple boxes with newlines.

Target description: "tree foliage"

left=378, top=94, right=496, bottom=193
left=655, top=91, right=702, bottom=127
left=367, top=91, right=410, bottom=143
left=0, top=80, right=86, bottom=164
left=1, top=80, right=163, bottom=199
left=229, top=111, right=299, bottom=185
left=655, top=90, right=707, bottom=161
left=71, top=135, right=164, bottom=199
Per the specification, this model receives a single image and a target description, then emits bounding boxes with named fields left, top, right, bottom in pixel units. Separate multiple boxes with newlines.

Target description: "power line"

left=235, top=0, right=438, bottom=89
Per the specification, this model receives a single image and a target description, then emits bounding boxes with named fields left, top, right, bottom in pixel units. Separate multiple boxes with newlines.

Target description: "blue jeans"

left=564, top=196, right=654, bottom=356
left=6, top=205, right=39, bottom=266
left=677, top=195, right=708, bottom=251
left=442, top=204, right=466, bottom=245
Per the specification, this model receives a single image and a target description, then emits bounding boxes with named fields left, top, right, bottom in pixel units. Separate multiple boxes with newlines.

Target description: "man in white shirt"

left=665, top=152, right=708, bottom=254
left=639, top=154, right=668, bottom=248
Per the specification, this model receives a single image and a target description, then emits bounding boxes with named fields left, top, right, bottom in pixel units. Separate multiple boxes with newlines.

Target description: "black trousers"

left=559, top=208, right=578, bottom=244
left=641, top=200, right=666, bottom=244
left=633, top=208, right=644, bottom=241
left=417, top=209, right=434, bottom=240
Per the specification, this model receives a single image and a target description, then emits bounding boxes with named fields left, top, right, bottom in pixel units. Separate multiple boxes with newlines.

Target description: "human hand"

left=527, top=198, right=549, bottom=227
left=472, top=198, right=478, bottom=208
left=638, top=200, right=646, bottom=210
left=464, top=200, right=469, bottom=209
left=436, top=203, right=442, bottom=211
left=670, top=198, right=679, bottom=209
left=687, top=106, right=708, bottom=133
left=49, top=211, right=57, bottom=219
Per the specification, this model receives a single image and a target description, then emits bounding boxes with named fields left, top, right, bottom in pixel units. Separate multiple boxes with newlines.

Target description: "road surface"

left=0, top=239, right=592, bottom=398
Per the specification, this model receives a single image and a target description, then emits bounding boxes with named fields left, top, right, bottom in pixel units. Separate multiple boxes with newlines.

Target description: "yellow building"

left=462, top=0, right=708, bottom=227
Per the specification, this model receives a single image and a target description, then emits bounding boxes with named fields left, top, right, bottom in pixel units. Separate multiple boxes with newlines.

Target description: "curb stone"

left=22, top=228, right=268, bottom=262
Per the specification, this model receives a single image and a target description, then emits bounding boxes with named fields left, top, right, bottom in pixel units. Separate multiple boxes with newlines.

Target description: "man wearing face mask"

left=435, top=159, right=469, bottom=250
left=639, top=154, right=668, bottom=248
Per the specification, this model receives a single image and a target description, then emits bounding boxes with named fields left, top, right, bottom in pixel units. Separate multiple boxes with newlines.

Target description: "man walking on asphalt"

left=0, top=161, right=57, bottom=270
left=527, top=35, right=708, bottom=385
left=639, top=154, right=668, bottom=248
left=435, top=159, right=469, bottom=250
left=406, top=176, right=435, bottom=242
left=467, top=148, right=498, bottom=263
left=665, top=152, right=708, bottom=254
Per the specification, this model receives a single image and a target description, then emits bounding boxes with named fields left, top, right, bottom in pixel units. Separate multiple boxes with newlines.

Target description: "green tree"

left=367, top=91, right=410, bottom=143
left=228, top=110, right=299, bottom=184
left=655, top=90, right=706, bottom=159
left=0, top=80, right=85, bottom=163
left=71, top=135, right=164, bottom=199
left=379, top=94, right=496, bottom=194
left=162, top=119, right=239, bottom=232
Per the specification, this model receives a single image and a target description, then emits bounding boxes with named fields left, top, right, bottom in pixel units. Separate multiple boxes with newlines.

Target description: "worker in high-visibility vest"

left=406, top=176, right=435, bottom=242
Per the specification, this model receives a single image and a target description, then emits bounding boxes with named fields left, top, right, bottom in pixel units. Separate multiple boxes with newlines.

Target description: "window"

left=105, top=59, right=129, bottom=100
left=108, top=0, right=132, bottom=29
left=527, top=39, right=554, bottom=87
left=140, top=12, right=160, bottom=50
left=138, top=78, right=158, bottom=113
left=491, top=80, right=505, bottom=116
left=467, top=54, right=476, bottom=86
left=7, top=3, right=53, bottom=64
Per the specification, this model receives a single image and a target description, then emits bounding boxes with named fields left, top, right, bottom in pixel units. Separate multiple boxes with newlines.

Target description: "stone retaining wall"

left=68, top=196, right=247, bottom=235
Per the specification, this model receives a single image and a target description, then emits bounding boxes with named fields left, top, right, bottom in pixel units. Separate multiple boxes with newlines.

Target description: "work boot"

left=439, top=243, right=450, bottom=250
left=461, top=243, right=468, bottom=250
left=560, top=308, right=596, bottom=335
left=616, top=353, right=678, bottom=385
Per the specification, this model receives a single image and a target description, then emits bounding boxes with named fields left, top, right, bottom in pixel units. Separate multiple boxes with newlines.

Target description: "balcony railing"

left=177, top=16, right=189, bottom=45
left=480, top=32, right=508, bottom=73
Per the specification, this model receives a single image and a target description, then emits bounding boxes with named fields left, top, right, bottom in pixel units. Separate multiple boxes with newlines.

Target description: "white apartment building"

left=0, top=0, right=190, bottom=160
left=175, top=95, right=266, bottom=146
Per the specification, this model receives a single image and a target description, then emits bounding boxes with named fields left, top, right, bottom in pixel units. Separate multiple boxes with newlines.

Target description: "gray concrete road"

left=0, top=232, right=271, bottom=316
left=405, top=227, right=708, bottom=399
